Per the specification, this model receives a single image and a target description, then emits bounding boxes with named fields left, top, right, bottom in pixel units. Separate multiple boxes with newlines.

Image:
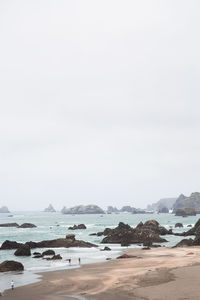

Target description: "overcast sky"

left=0, top=0, right=200, bottom=211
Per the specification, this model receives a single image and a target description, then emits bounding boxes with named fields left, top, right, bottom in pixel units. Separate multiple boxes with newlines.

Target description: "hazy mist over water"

left=1, top=1, right=200, bottom=210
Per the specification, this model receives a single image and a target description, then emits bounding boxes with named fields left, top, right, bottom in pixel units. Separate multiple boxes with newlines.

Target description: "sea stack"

left=0, top=206, right=10, bottom=213
left=44, top=204, right=56, bottom=212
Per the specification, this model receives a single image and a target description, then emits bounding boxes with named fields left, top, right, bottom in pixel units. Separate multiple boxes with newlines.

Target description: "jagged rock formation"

left=173, top=192, right=200, bottom=214
left=0, top=206, right=10, bottom=213
left=175, top=223, right=183, bottom=228
left=44, top=204, right=56, bottom=212
left=120, top=206, right=134, bottom=213
left=61, top=205, right=105, bottom=214
left=0, top=235, right=96, bottom=250
left=147, top=198, right=176, bottom=212
left=100, top=221, right=169, bottom=246
left=174, top=218, right=200, bottom=247
left=0, top=260, right=24, bottom=272
left=68, top=224, right=86, bottom=230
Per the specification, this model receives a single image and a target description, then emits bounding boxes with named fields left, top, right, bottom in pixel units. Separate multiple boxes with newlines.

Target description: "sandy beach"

left=2, top=246, right=200, bottom=300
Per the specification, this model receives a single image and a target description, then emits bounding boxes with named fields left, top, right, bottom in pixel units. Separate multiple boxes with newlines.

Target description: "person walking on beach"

left=78, top=257, right=81, bottom=265
left=11, top=280, right=14, bottom=290
left=69, top=258, right=71, bottom=265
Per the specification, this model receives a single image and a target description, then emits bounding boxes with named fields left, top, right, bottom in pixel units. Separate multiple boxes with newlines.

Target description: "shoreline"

left=2, top=246, right=200, bottom=300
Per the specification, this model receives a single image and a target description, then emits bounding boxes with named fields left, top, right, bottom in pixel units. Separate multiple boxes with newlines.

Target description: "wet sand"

left=2, top=247, right=200, bottom=300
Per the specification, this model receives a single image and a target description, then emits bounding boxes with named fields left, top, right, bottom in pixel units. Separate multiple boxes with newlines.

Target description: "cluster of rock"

left=61, top=205, right=105, bottom=214
left=0, top=223, right=36, bottom=228
left=33, top=250, right=62, bottom=260
left=44, top=204, right=56, bottom=212
left=68, top=224, right=86, bottom=230
left=91, top=220, right=171, bottom=246
left=107, top=206, right=148, bottom=214
left=0, top=206, right=10, bottom=213
left=0, top=234, right=96, bottom=254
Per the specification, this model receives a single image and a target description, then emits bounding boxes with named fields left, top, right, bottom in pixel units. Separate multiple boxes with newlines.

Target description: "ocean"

left=0, top=211, right=197, bottom=292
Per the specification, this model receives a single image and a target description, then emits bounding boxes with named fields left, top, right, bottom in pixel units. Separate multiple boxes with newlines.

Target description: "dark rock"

left=101, top=246, right=111, bottom=251
left=175, top=223, right=183, bottom=228
left=0, top=240, right=23, bottom=250
left=187, top=225, right=192, bottom=227
left=0, top=260, right=24, bottom=272
left=158, top=206, right=169, bottom=213
left=175, top=238, right=194, bottom=247
left=142, top=247, right=151, bottom=250
left=101, top=221, right=168, bottom=246
left=33, top=252, right=41, bottom=255
left=1, top=237, right=97, bottom=250
left=68, top=224, right=86, bottom=230
left=42, top=249, right=55, bottom=256
left=18, top=223, right=37, bottom=228
left=0, top=223, right=19, bottom=227
left=14, top=245, right=31, bottom=256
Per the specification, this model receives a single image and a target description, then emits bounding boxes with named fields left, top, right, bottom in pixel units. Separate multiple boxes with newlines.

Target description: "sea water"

left=0, top=211, right=196, bottom=291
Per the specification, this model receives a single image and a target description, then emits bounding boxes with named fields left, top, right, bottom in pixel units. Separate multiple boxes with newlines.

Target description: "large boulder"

left=68, top=224, right=86, bottom=230
left=0, top=240, right=23, bottom=250
left=175, top=239, right=194, bottom=247
left=14, top=245, right=31, bottom=256
left=0, top=260, right=24, bottom=272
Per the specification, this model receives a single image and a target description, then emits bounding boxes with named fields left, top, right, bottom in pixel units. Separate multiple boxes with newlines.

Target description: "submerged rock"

left=42, top=249, right=55, bottom=256
left=117, top=254, right=137, bottom=259
left=175, top=223, right=183, bottom=228
left=0, top=260, right=24, bottom=272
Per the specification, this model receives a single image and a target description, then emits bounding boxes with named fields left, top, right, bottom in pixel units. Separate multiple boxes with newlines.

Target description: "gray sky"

left=0, top=0, right=200, bottom=211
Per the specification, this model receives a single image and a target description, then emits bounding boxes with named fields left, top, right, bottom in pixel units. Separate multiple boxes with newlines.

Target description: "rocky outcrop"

left=0, top=223, right=19, bottom=227
left=175, top=207, right=196, bottom=216
left=0, top=236, right=96, bottom=250
left=101, top=221, right=168, bottom=246
left=68, top=224, right=86, bottom=230
left=175, top=223, right=183, bottom=228
left=175, top=239, right=194, bottom=247
left=101, top=246, right=111, bottom=251
left=147, top=198, right=176, bottom=212
left=42, top=249, right=55, bottom=256
left=61, top=205, right=105, bottom=214
left=18, top=223, right=37, bottom=228
left=0, top=260, right=24, bottom=272
left=45, top=254, right=62, bottom=260
left=44, top=204, right=56, bottom=212
left=107, top=206, right=119, bottom=214
left=117, top=254, right=137, bottom=259
left=14, top=245, right=31, bottom=256
left=173, top=192, right=200, bottom=214
left=0, top=206, right=10, bottom=213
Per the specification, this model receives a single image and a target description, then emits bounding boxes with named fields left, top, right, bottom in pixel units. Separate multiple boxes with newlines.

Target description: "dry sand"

left=3, top=247, right=200, bottom=300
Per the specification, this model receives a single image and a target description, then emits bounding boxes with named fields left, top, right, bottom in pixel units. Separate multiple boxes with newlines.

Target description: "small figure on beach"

left=11, top=280, right=14, bottom=290
left=78, top=257, right=81, bottom=265
left=69, top=258, right=71, bottom=265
